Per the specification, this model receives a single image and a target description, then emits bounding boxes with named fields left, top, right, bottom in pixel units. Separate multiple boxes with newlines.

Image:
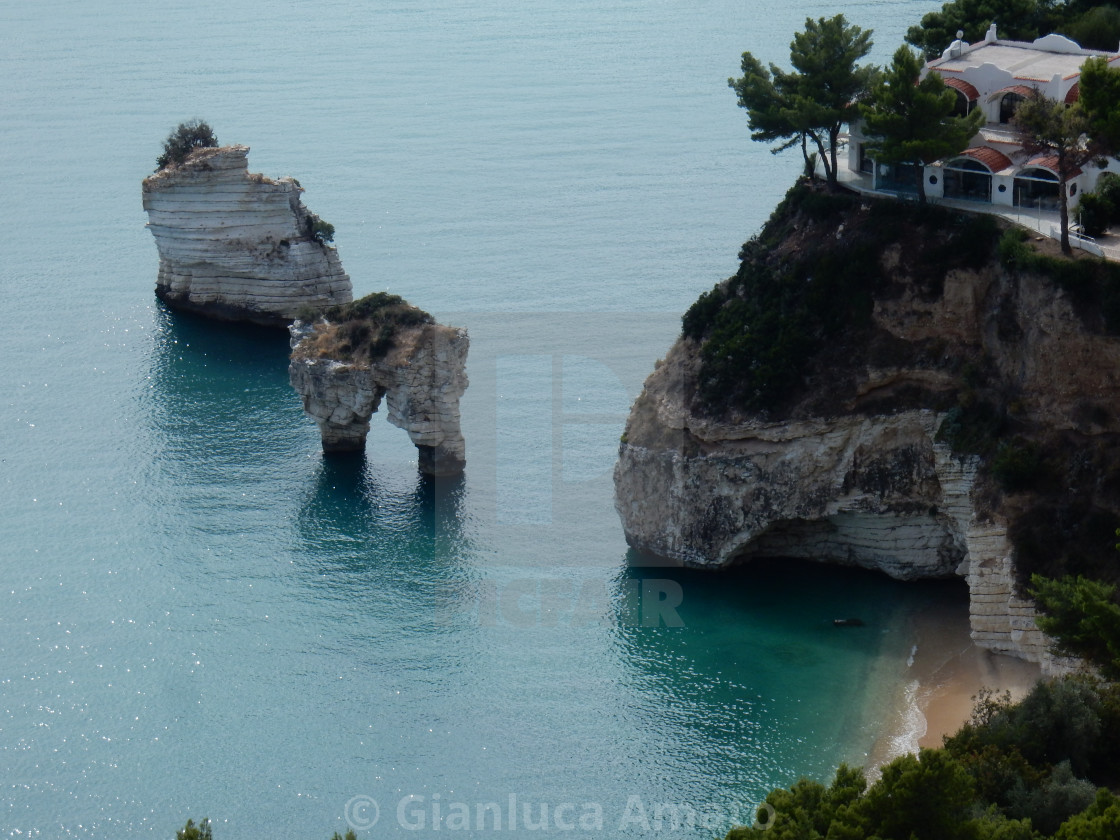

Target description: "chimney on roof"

left=986, top=22, right=998, bottom=43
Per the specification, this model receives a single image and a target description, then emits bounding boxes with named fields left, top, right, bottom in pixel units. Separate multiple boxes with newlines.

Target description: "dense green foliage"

left=990, top=438, right=1046, bottom=492
left=1080, top=57, right=1120, bottom=157
left=1030, top=575, right=1120, bottom=678
left=156, top=120, right=218, bottom=171
left=309, top=217, right=336, bottom=244
left=176, top=819, right=213, bottom=840
left=1075, top=190, right=1112, bottom=238
left=683, top=203, right=882, bottom=411
left=906, top=0, right=1120, bottom=58
left=727, top=676, right=1120, bottom=839
left=683, top=184, right=999, bottom=414
left=1076, top=172, right=1120, bottom=237
left=860, top=45, right=985, bottom=203
left=998, top=229, right=1120, bottom=334
left=1012, top=93, right=1101, bottom=254
left=729, top=15, right=875, bottom=188
left=935, top=400, right=1006, bottom=457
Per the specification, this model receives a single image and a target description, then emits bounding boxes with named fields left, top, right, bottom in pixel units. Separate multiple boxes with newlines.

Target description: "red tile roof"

left=989, top=84, right=1037, bottom=101
left=1026, top=155, right=1082, bottom=178
left=957, top=146, right=1013, bottom=172
left=942, top=76, right=980, bottom=100
left=1065, top=82, right=1080, bottom=103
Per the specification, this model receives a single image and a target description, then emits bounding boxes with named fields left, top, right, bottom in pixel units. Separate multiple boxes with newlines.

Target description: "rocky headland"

left=142, top=145, right=352, bottom=326
left=615, top=184, right=1120, bottom=671
left=289, top=293, right=469, bottom=475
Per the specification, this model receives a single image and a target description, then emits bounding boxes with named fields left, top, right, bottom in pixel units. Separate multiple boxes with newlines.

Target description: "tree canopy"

left=1079, top=56, right=1120, bottom=156
left=1031, top=573, right=1120, bottom=677
left=905, top=0, right=1044, bottom=59
left=730, top=15, right=875, bottom=189
left=861, top=46, right=985, bottom=203
left=156, top=119, right=218, bottom=171
left=1012, top=93, right=1101, bottom=253
left=905, top=0, right=1120, bottom=59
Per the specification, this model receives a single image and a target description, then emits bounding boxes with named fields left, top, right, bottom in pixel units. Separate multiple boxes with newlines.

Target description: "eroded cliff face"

left=142, top=145, right=352, bottom=326
left=289, top=321, right=469, bottom=475
left=615, top=192, right=1120, bottom=670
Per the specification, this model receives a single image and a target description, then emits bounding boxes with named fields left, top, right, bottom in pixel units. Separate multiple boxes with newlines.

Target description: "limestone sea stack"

left=614, top=184, right=1120, bottom=671
left=288, top=293, right=469, bottom=475
left=142, top=145, right=352, bottom=326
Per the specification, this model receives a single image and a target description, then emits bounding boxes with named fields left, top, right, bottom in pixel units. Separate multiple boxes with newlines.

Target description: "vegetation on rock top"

left=683, top=181, right=998, bottom=415
left=294, top=292, right=434, bottom=364
left=155, top=119, right=218, bottom=171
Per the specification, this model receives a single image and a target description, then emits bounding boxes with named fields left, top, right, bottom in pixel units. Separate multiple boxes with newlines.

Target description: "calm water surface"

left=0, top=1, right=951, bottom=836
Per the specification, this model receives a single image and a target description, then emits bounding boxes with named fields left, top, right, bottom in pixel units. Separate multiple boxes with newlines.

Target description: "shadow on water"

left=141, top=303, right=303, bottom=470
left=132, top=304, right=319, bottom=550
left=294, top=450, right=479, bottom=623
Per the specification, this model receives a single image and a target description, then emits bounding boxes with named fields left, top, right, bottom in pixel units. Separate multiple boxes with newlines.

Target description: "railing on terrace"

left=1051, top=225, right=1104, bottom=256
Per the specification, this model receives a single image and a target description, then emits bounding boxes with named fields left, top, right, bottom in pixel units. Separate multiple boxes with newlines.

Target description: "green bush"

left=176, top=819, right=213, bottom=840
left=313, top=292, right=435, bottom=362
left=684, top=183, right=1006, bottom=414
left=1006, top=760, right=1098, bottom=835
left=156, top=120, right=217, bottom=170
left=935, top=401, right=1005, bottom=456
left=998, top=228, right=1120, bottom=335
left=309, top=217, right=335, bottom=244
left=1060, top=5, right=1120, bottom=52
left=1053, top=789, right=1120, bottom=840
left=1077, top=191, right=1114, bottom=238
left=990, top=438, right=1045, bottom=492
left=1031, top=575, right=1120, bottom=679
left=1097, top=172, right=1120, bottom=220
left=681, top=283, right=727, bottom=340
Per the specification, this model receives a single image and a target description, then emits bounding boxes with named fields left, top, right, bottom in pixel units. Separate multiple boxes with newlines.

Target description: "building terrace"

left=846, top=24, right=1120, bottom=222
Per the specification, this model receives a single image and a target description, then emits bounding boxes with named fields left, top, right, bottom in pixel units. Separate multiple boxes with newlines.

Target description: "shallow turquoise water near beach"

left=0, top=1, right=956, bottom=836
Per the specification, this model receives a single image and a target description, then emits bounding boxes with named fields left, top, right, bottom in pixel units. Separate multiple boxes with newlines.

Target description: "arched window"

left=952, top=89, right=973, bottom=117
left=999, top=92, right=1025, bottom=124
left=1014, top=167, right=1060, bottom=210
left=943, top=158, right=992, bottom=202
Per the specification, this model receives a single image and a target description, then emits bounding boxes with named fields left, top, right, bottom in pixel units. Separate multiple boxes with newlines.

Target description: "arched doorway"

left=943, top=158, right=993, bottom=202
left=1014, top=167, right=1060, bottom=211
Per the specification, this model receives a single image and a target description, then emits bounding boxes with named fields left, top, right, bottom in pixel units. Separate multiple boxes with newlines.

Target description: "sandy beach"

left=868, top=595, right=1042, bottom=770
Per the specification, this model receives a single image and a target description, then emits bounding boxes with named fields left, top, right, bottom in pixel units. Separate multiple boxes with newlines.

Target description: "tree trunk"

left=810, top=132, right=833, bottom=188
left=1058, top=149, right=1072, bottom=255
left=828, top=126, right=840, bottom=189
left=916, top=162, right=927, bottom=205
left=800, top=133, right=812, bottom=179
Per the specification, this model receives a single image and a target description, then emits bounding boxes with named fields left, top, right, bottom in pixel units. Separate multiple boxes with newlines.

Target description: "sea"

left=0, top=1, right=965, bottom=837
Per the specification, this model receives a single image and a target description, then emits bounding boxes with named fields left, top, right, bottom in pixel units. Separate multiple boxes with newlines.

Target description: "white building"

left=847, top=24, right=1120, bottom=210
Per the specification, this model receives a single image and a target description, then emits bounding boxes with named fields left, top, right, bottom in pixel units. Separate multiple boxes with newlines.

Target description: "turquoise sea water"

left=0, top=1, right=961, bottom=837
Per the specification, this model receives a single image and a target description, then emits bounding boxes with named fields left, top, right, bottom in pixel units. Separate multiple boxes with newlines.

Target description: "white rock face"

left=615, top=253, right=1120, bottom=671
left=142, top=145, right=352, bottom=325
left=289, top=322, right=469, bottom=475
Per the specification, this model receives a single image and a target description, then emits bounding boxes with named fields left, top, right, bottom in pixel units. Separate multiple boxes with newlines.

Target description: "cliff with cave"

left=615, top=184, right=1120, bottom=672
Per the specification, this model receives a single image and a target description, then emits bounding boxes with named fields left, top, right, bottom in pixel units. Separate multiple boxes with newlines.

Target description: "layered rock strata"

left=289, top=322, right=469, bottom=475
left=142, top=145, right=352, bottom=326
left=615, top=200, right=1120, bottom=671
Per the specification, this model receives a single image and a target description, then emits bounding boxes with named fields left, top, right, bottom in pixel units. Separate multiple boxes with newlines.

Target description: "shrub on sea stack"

left=294, top=292, right=434, bottom=363
left=156, top=119, right=218, bottom=171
